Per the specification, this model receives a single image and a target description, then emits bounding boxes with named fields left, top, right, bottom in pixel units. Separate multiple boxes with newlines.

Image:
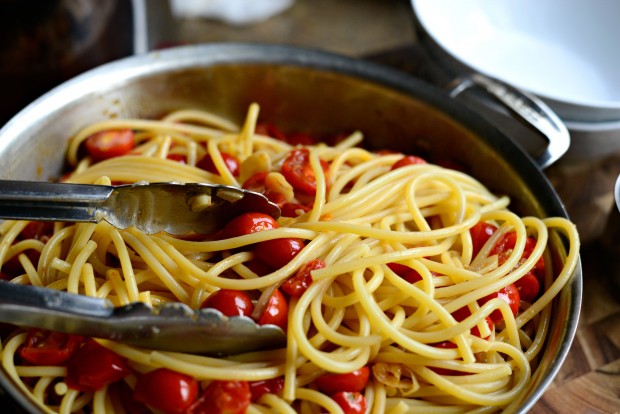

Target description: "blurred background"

left=0, top=0, right=618, bottom=412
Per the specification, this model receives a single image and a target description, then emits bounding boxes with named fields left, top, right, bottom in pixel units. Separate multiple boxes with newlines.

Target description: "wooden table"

left=174, top=0, right=620, bottom=411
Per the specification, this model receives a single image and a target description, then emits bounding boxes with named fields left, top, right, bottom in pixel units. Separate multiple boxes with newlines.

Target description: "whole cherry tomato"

left=222, top=212, right=279, bottom=239
left=249, top=377, right=285, bottom=401
left=390, top=155, right=427, bottom=170
left=514, top=273, right=540, bottom=303
left=133, top=368, right=199, bottom=414
left=331, top=391, right=367, bottom=414
left=281, top=259, right=326, bottom=297
left=84, top=129, right=135, bottom=161
left=478, top=283, right=520, bottom=324
left=187, top=380, right=250, bottom=414
left=387, top=262, right=423, bottom=284
left=315, top=366, right=370, bottom=395
left=254, top=237, right=305, bottom=269
left=65, top=339, right=130, bottom=392
left=281, top=148, right=329, bottom=195
left=257, top=289, right=288, bottom=330
left=200, top=289, right=254, bottom=317
left=197, top=152, right=240, bottom=177
left=451, top=307, right=493, bottom=339
left=19, top=329, right=83, bottom=366
left=469, top=221, right=498, bottom=257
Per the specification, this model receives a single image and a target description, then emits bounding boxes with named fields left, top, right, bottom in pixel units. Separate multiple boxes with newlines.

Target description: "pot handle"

left=447, top=73, right=569, bottom=169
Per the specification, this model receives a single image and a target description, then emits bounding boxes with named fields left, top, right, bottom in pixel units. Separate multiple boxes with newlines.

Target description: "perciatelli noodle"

left=0, top=103, right=579, bottom=414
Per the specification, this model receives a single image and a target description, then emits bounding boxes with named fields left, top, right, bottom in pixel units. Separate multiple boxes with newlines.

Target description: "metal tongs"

left=0, top=180, right=286, bottom=355
left=0, top=282, right=286, bottom=355
left=0, top=180, right=280, bottom=235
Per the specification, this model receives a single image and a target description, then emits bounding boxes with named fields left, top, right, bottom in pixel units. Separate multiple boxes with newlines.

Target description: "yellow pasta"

left=0, top=104, right=579, bottom=413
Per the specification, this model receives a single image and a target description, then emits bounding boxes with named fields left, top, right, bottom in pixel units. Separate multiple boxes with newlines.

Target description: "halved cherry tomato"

left=19, top=329, right=83, bottom=366
left=315, top=367, right=370, bottom=394
left=287, top=132, right=316, bottom=146
left=281, top=148, right=328, bottom=195
left=222, top=212, right=279, bottom=239
left=478, top=283, right=520, bottom=324
left=258, top=289, right=288, bottom=330
left=281, top=202, right=312, bottom=217
left=242, top=172, right=287, bottom=207
left=113, top=380, right=150, bottom=414
left=491, top=232, right=545, bottom=282
left=200, top=289, right=254, bottom=317
left=197, top=152, right=240, bottom=177
left=65, top=339, right=130, bottom=392
left=254, top=238, right=305, bottom=269
left=84, top=129, right=135, bottom=161
left=255, top=122, right=288, bottom=142
left=18, top=221, right=54, bottom=242
left=451, top=307, right=493, bottom=339
left=166, top=153, right=187, bottom=163
left=386, top=262, right=422, bottom=284
left=133, top=368, right=199, bottom=414
left=187, top=380, right=250, bottom=414
left=249, top=377, right=284, bottom=401
left=242, top=171, right=269, bottom=193
left=281, top=259, right=325, bottom=297
left=331, top=391, right=367, bottom=414
left=428, top=341, right=468, bottom=376
left=390, top=155, right=427, bottom=170
left=514, top=273, right=540, bottom=303
left=469, top=221, right=498, bottom=257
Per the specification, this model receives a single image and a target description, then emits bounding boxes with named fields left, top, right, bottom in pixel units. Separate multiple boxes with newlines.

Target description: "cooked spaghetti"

left=0, top=103, right=579, bottom=414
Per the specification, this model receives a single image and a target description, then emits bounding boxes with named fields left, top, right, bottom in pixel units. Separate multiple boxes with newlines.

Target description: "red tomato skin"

left=491, top=232, right=545, bottom=282
left=428, top=341, right=468, bottom=376
left=281, top=259, right=326, bottom=297
left=65, top=339, right=130, bottom=392
left=222, top=212, right=279, bottom=239
left=187, top=380, right=250, bottom=414
left=386, top=262, right=422, bottom=283
left=166, top=153, right=187, bottom=163
left=19, top=329, right=83, bottom=366
left=258, top=289, right=289, bottom=330
left=254, top=238, right=305, bottom=269
left=280, top=202, right=312, bottom=217
left=200, top=289, right=254, bottom=317
left=451, top=307, right=493, bottom=339
left=85, top=129, right=134, bottom=161
left=515, top=273, right=540, bottom=303
left=255, top=122, right=288, bottom=142
left=133, top=368, right=199, bottom=414
left=390, top=155, right=427, bottom=170
left=281, top=148, right=328, bottom=195
left=197, top=152, right=240, bottom=177
left=331, top=391, right=367, bottom=414
left=469, top=222, right=498, bottom=257
left=18, top=221, right=54, bottom=242
left=478, top=283, right=520, bottom=324
left=242, top=171, right=269, bottom=193
left=287, top=132, right=316, bottom=146
left=249, top=377, right=284, bottom=401
left=315, top=367, right=370, bottom=395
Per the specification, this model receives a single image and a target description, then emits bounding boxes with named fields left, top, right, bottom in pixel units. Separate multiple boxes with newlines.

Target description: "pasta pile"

left=0, top=103, right=579, bottom=414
